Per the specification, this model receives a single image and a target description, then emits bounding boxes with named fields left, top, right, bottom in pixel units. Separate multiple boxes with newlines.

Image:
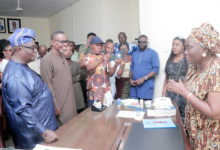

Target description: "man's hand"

left=123, top=55, right=132, bottom=62
left=102, top=54, right=111, bottom=62
left=42, top=130, right=58, bottom=143
left=114, top=59, right=121, bottom=65
left=78, top=59, right=86, bottom=68
left=135, top=77, right=145, bottom=86
left=55, top=109, right=61, bottom=115
left=130, top=79, right=136, bottom=86
left=120, top=59, right=126, bottom=66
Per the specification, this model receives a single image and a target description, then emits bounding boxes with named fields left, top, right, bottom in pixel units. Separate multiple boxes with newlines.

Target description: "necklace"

left=186, top=55, right=214, bottom=93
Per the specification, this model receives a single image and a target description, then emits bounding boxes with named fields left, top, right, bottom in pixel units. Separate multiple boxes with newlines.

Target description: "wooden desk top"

left=42, top=101, right=190, bottom=150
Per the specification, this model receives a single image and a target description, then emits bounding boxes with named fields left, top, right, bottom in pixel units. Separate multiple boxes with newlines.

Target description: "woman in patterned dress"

left=168, top=23, right=220, bottom=149
left=162, top=37, right=188, bottom=121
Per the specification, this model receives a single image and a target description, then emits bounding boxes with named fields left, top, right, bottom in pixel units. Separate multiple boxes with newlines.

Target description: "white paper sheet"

left=116, top=111, right=145, bottom=118
left=33, top=145, right=82, bottom=150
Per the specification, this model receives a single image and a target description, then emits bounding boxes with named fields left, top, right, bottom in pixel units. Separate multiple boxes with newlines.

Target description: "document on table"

left=142, top=118, right=176, bottom=129
left=33, top=145, right=82, bottom=150
left=116, top=111, right=145, bottom=118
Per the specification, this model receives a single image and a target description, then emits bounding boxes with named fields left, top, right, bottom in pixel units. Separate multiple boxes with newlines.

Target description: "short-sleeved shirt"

left=184, top=60, right=220, bottom=150
left=84, top=53, right=112, bottom=101
left=114, top=42, right=139, bottom=55
left=78, top=45, right=91, bottom=57
left=130, top=48, right=159, bottom=99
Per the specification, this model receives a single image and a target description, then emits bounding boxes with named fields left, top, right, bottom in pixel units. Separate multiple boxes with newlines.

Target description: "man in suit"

left=0, top=21, right=4, bottom=31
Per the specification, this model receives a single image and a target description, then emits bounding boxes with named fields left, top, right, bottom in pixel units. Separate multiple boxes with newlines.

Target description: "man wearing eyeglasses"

left=2, top=28, right=58, bottom=149
left=129, top=35, right=160, bottom=100
left=40, top=31, right=77, bottom=127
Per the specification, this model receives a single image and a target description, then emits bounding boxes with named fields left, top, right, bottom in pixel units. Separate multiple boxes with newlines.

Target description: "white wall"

left=72, top=0, right=140, bottom=44
left=49, top=6, right=74, bottom=42
left=139, top=0, right=220, bottom=99
left=0, top=15, right=50, bottom=47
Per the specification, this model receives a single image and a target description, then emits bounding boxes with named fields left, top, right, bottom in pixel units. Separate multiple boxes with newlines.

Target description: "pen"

left=153, top=121, right=167, bottom=123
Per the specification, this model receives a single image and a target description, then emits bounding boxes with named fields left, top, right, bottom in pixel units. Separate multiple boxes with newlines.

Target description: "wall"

left=0, top=15, right=50, bottom=47
left=139, top=0, right=220, bottom=99
left=49, top=6, right=74, bottom=42
left=72, top=0, right=103, bottom=44
left=72, top=0, right=140, bottom=44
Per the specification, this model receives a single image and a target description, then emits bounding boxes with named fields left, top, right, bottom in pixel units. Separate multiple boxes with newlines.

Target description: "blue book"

left=142, top=118, right=176, bottom=129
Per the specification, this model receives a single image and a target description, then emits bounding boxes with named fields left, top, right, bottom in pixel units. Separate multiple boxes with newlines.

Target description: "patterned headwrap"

left=191, top=22, right=220, bottom=54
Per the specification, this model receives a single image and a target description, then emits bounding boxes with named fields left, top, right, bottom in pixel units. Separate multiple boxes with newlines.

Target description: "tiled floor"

left=4, top=135, right=14, bottom=148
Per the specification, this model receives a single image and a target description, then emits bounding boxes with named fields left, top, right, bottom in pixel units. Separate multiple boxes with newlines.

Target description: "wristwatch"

left=144, top=76, right=148, bottom=80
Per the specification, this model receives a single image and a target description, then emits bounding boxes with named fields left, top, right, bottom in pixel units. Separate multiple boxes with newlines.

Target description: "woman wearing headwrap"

left=162, top=37, right=188, bottom=121
left=168, top=23, right=220, bottom=149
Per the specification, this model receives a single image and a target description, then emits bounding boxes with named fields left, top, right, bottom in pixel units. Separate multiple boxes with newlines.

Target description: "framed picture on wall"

left=0, top=18, right=6, bottom=33
left=7, top=18, right=21, bottom=34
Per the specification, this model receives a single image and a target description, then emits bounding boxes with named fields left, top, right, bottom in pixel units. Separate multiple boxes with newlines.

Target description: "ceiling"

left=0, top=0, right=79, bottom=18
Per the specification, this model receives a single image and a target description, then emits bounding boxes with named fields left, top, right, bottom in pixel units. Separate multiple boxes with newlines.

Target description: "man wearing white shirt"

left=0, top=21, right=4, bottom=31
left=10, top=22, right=19, bottom=32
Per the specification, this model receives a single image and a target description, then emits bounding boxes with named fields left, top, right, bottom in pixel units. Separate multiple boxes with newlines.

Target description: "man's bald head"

left=38, top=45, right=47, bottom=58
left=118, top=32, right=127, bottom=43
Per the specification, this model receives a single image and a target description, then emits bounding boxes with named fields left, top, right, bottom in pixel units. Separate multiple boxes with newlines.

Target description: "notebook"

left=142, top=118, right=176, bottom=129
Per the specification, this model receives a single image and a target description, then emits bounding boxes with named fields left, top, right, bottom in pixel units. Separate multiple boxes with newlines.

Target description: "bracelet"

left=162, top=93, right=166, bottom=96
left=44, top=129, right=49, bottom=138
left=120, top=65, right=125, bottom=68
left=187, top=93, right=193, bottom=102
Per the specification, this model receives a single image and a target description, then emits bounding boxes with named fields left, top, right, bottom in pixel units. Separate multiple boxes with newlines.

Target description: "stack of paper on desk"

left=116, top=111, right=145, bottom=118
left=121, top=99, right=140, bottom=107
left=33, top=145, right=82, bottom=150
left=146, top=97, right=176, bottom=116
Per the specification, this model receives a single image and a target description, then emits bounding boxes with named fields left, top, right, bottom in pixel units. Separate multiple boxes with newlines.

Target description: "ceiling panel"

left=0, top=0, right=79, bottom=18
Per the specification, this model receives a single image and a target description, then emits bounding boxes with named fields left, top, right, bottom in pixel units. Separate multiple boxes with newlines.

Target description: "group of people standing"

left=0, top=22, right=220, bottom=150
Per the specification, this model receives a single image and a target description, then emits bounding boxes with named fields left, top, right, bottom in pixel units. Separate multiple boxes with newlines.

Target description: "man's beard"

left=66, top=58, right=71, bottom=60
left=139, top=45, right=147, bottom=51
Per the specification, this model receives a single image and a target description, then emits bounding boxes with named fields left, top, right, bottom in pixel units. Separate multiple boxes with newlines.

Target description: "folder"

left=123, top=123, right=186, bottom=150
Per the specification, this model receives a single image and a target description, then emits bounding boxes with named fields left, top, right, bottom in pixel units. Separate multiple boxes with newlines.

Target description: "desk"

left=42, top=102, right=190, bottom=150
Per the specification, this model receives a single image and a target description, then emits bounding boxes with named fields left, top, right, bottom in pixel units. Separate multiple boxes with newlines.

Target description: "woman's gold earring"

left=202, top=53, right=206, bottom=57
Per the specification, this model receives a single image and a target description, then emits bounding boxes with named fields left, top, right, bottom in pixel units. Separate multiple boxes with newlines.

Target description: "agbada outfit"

left=130, top=48, right=159, bottom=99
left=40, top=51, right=77, bottom=127
left=2, top=60, right=57, bottom=149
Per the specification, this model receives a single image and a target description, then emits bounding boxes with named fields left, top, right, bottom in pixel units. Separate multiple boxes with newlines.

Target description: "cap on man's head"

left=87, top=32, right=96, bottom=38
left=90, top=37, right=104, bottom=45
left=8, top=28, right=35, bottom=47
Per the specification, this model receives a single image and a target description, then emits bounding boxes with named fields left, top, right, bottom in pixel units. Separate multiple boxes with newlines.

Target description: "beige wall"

left=72, top=0, right=103, bottom=44
left=0, top=15, right=50, bottom=47
left=49, top=6, right=74, bottom=42
left=0, top=1, right=140, bottom=47
left=72, top=0, right=140, bottom=44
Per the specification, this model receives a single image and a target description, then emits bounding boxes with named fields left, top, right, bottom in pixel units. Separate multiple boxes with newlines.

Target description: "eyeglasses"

left=3, top=49, right=12, bottom=52
left=138, top=40, right=148, bottom=44
left=53, top=39, right=69, bottom=44
left=20, top=45, right=38, bottom=52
